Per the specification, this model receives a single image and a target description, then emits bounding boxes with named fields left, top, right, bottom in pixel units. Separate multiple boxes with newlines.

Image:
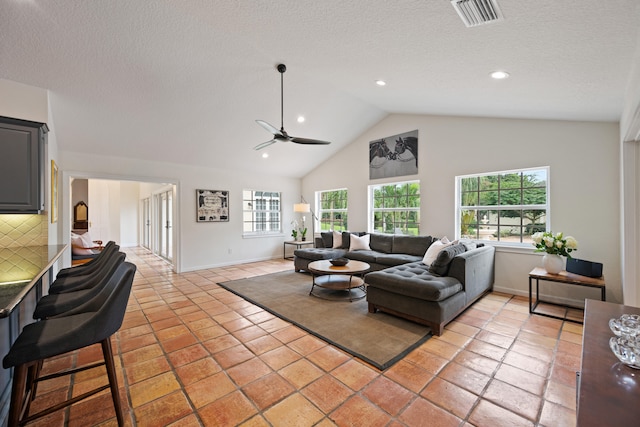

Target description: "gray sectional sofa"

left=293, top=231, right=495, bottom=335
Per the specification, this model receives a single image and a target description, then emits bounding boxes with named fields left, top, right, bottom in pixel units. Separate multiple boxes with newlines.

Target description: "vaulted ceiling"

left=1, top=0, right=639, bottom=177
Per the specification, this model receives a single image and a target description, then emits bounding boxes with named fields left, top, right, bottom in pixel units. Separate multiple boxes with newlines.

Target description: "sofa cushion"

left=294, top=248, right=347, bottom=261
left=374, top=253, right=423, bottom=267
left=428, top=243, right=467, bottom=276
left=345, top=250, right=380, bottom=264
left=393, top=235, right=434, bottom=256
left=321, top=232, right=333, bottom=248
left=369, top=233, right=393, bottom=253
left=349, top=234, right=371, bottom=251
left=365, top=262, right=463, bottom=302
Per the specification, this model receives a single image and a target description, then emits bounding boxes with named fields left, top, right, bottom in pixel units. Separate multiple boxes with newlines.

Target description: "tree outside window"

left=318, top=189, right=348, bottom=231
left=457, top=168, right=548, bottom=243
left=370, top=181, right=420, bottom=235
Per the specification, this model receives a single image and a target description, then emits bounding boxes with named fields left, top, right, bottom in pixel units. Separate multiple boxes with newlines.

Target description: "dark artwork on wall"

left=369, top=129, right=418, bottom=179
left=197, top=189, right=229, bottom=222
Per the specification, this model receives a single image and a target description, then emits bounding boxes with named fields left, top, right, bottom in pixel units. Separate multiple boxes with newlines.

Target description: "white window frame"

left=368, top=180, right=420, bottom=235
left=242, top=190, right=282, bottom=236
left=317, top=188, right=348, bottom=232
left=455, top=166, right=550, bottom=246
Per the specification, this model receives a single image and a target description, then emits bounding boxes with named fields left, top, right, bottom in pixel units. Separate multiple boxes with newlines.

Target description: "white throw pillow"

left=349, top=233, right=371, bottom=251
left=79, top=232, right=95, bottom=248
left=71, top=235, right=94, bottom=255
left=332, top=230, right=343, bottom=249
left=422, top=238, right=454, bottom=265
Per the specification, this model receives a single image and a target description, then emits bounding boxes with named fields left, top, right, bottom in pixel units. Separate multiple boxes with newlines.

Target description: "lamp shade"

left=294, top=203, right=310, bottom=213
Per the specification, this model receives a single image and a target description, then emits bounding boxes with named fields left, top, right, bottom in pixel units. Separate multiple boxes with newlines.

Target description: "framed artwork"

left=197, top=189, right=229, bottom=222
left=369, top=129, right=418, bottom=179
left=51, top=159, right=58, bottom=223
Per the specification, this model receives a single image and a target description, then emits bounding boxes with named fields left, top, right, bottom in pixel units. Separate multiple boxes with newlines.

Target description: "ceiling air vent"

left=451, top=0, right=504, bottom=27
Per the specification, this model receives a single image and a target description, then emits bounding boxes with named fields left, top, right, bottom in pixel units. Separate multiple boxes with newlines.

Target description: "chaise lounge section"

left=366, top=244, right=495, bottom=335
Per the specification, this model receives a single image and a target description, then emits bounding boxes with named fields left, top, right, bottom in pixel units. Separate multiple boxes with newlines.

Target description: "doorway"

left=68, top=175, right=179, bottom=273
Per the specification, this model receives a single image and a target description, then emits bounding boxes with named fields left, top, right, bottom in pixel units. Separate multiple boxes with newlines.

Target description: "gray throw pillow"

left=428, top=243, right=467, bottom=276
left=321, top=232, right=333, bottom=248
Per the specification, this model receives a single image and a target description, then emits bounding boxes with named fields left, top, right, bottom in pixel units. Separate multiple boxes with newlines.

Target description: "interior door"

left=142, top=197, right=150, bottom=249
left=157, top=190, right=173, bottom=261
left=88, top=179, right=110, bottom=241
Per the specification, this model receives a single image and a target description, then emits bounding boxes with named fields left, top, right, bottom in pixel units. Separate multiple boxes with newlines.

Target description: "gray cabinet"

left=0, top=116, right=48, bottom=213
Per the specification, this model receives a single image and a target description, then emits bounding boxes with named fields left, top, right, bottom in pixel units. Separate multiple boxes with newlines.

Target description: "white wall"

left=303, top=114, right=622, bottom=304
left=60, top=151, right=302, bottom=272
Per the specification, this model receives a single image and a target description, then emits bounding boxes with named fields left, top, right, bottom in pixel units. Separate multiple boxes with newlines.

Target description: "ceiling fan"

left=254, top=64, right=331, bottom=151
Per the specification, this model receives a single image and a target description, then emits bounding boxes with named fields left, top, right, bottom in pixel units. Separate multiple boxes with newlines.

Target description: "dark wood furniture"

left=577, top=299, right=640, bottom=426
left=73, top=201, right=89, bottom=230
left=529, top=267, right=606, bottom=323
left=0, top=116, right=48, bottom=213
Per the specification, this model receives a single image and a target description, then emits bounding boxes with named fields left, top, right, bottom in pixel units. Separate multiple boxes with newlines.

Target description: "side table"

left=528, top=267, right=605, bottom=324
left=283, top=240, right=314, bottom=260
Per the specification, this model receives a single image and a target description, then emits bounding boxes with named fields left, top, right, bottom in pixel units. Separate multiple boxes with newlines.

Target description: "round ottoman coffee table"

left=307, top=260, right=370, bottom=302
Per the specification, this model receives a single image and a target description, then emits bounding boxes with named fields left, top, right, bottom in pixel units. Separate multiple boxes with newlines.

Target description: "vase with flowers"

left=531, top=231, right=578, bottom=274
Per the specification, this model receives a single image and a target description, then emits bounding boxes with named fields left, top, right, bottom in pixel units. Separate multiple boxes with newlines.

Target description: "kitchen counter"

left=0, top=244, right=67, bottom=317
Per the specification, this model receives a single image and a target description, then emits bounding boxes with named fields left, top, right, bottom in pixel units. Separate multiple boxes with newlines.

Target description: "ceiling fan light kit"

left=254, top=64, right=331, bottom=151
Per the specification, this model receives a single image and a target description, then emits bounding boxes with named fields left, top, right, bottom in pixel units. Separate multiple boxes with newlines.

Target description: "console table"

left=528, top=267, right=605, bottom=323
left=283, top=240, right=314, bottom=260
left=577, top=299, right=640, bottom=426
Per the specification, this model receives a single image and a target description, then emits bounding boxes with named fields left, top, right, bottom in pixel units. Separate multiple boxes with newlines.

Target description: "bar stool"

left=2, top=262, right=136, bottom=427
left=49, top=249, right=124, bottom=294
left=33, top=252, right=126, bottom=319
left=56, top=241, right=118, bottom=279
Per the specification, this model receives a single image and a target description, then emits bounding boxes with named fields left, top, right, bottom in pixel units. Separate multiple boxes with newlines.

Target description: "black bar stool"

left=56, top=241, right=118, bottom=279
left=33, top=252, right=126, bottom=319
left=2, top=262, right=136, bottom=427
left=49, top=249, right=124, bottom=294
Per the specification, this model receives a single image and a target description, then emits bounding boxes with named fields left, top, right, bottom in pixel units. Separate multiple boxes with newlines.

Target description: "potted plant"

left=531, top=231, right=578, bottom=274
left=291, top=229, right=298, bottom=241
left=300, top=228, right=307, bottom=241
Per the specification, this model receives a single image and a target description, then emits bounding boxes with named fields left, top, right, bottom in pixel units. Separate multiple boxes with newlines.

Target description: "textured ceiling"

left=1, top=0, right=639, bottom=178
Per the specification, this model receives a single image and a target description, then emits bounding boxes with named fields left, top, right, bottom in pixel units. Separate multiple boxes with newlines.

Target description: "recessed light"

left=262, top=153, right=269, bottom=158
left=490, top=71, right=510, bottom=80
left=297, top=115, right=305, bottom=123
left=375, top=80, right=387, bottom=86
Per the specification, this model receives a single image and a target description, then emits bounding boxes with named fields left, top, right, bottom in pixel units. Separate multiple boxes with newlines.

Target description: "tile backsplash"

left=0, top=214, right=47, bottom=247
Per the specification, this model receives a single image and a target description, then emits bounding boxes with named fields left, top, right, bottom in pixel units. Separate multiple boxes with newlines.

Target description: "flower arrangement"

left=531, top=231, right=578, bottom=258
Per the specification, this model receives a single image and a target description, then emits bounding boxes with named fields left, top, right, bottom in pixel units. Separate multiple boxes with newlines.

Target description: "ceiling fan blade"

left=254, top=139, right=277, bottom=151
left=256, top=120, right=283, bottom=137
left=290, top=136, right=332, bottom=145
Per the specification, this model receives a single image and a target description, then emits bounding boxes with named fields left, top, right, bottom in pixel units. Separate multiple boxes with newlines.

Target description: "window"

left=318, top=189, right=348, bottom=232
left=243, top=190, right=281, bottom=235
left=456, top=167, right=549, bottom=244
left=369, top=181, right=420, bottom=235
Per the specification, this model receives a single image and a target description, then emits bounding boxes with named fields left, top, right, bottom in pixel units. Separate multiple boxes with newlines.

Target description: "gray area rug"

left=218, top=270, right=431, bottom=370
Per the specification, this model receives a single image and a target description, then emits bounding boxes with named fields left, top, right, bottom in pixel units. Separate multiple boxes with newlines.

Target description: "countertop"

left=0, top=244, right=67, bottom=317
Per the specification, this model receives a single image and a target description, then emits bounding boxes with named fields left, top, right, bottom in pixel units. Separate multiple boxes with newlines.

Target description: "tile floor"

left=25, top=247, right=582, bottom=426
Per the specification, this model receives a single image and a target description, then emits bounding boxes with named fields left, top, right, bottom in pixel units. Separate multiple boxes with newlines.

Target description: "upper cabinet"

left=0, top=116, right=48, bottom=213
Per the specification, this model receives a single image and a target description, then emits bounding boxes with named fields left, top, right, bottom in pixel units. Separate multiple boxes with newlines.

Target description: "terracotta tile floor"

left=26, top=247, right=582, bottom=426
